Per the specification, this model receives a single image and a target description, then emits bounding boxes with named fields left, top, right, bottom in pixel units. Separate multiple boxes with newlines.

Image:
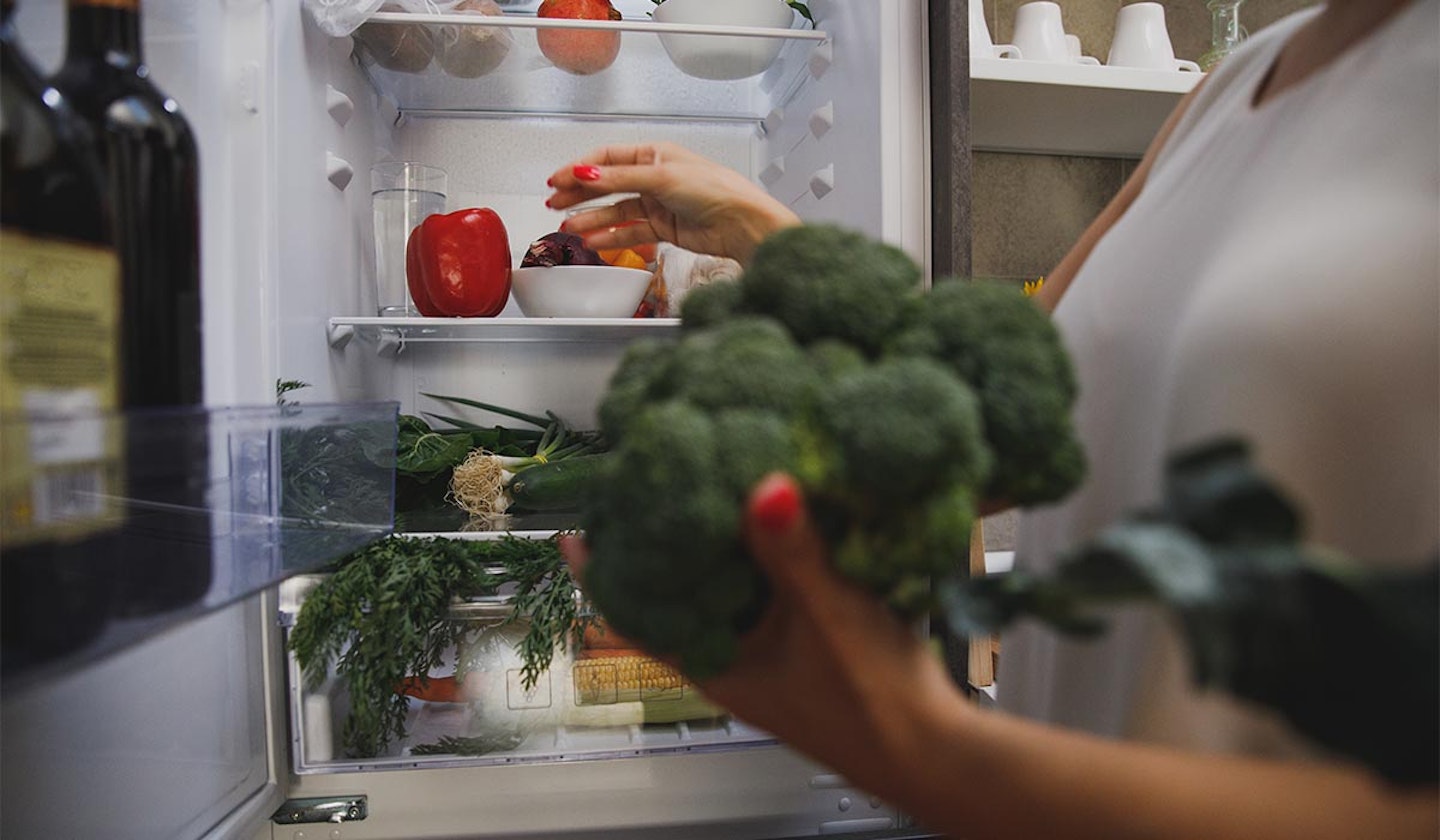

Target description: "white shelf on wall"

left=347, top=12, right=829, bottom=123
left=971, top=57, right=1202, bottom=158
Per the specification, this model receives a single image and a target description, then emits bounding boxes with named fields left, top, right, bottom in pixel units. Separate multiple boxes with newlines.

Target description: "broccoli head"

left=582, top=226, right=1087, bottom=680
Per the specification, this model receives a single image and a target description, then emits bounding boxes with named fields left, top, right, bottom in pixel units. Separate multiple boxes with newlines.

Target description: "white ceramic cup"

left=1107, top=2, right=1202, bottom=72
left=1012, top=2, right=1095, bottom=64
left=971, top=0, right=1021, bottom=59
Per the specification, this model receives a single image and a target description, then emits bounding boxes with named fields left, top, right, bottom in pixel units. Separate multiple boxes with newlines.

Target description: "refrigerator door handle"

left=271, top=796, right=368, bottom=825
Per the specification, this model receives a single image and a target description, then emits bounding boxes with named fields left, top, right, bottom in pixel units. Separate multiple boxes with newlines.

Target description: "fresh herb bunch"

left=274, top=380, right=395, bottom=549
left=410, top=732, right=524, bottom=757
left=288, top=534, right=587, bottom=758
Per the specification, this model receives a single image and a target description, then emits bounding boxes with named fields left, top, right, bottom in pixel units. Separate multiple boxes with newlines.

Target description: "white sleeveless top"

left=998, top=0, right=1439, bottom=760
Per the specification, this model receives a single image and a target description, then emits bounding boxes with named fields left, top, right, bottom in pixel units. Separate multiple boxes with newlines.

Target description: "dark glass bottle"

left=51, top=0, right=211, bottom=617
left=0, top=0, right=121, bottom=671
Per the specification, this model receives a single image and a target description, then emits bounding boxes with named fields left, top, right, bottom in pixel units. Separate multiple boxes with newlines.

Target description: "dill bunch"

left=288, top=534, right=585, bottom=758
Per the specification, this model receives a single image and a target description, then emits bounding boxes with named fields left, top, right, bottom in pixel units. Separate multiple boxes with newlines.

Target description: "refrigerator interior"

left=280, top=0, right=931, bottom=834
left=4, top=0, right=932, bottom=837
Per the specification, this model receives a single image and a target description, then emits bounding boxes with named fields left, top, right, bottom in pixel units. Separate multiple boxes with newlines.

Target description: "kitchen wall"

left=975, top=0, right=1318, bottom=552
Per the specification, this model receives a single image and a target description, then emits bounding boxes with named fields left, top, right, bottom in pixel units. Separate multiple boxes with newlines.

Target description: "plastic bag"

left=306, top=0, right=512, bottom=78
left=434, top=0, right=513, bottom=79
left=302, top=0, right=389, bottom=38
left=349, top=0, right=444, bottom=74
left=652, top=243, right=742, bottom=317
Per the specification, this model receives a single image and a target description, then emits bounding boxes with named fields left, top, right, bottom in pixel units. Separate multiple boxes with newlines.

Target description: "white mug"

left=1012, top=2, right=1098, bottom=64
left=1107, top=2, right=1202, bottom=72
left=971, top=0, right=1022, bottom=59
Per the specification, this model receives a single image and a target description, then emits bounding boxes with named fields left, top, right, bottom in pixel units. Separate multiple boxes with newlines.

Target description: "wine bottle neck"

left=65, top=1, right=142, bottom=64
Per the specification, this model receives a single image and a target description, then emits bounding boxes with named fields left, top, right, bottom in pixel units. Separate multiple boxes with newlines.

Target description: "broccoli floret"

left=670, top=317, right=820, bottom=418
left=889, top=280, right=1085, bottom=505
left=741, top=225, right=922, bottom=355
left=596, top=339, right=677, bottom=443
left=582, top=400, right=770, bottom=679
left=802, top=359, right=988, bottom=614
left=805, top=356, right=991, bottom=505
left=835, top=483, right=976, bottom=613
left=679, top=280, right=744, bottom=332
left=583, top=231, right=1088, bottom=680
left=807, top=339, right=868, bottom=383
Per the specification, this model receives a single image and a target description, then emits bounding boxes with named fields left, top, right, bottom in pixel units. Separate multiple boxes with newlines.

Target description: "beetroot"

left=522, top=232, right=606, bottom=267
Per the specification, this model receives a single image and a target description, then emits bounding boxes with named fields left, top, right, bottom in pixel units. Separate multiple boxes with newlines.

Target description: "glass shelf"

left=1, top=402, right=398, bottom=694
left=348, top=11, right=829, bottom=122
left=971, top=57, right=1202, bottom=157
left=329, top=316, right=681, bottom=354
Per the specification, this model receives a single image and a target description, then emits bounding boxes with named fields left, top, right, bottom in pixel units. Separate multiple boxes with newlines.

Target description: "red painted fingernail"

left=546, top=177, right=555, bottom=187
left=573, top=164, right=602, bottom=182
left=751, top=475, right=802, bottom=534
left=544, top=198, right=554, bottom=208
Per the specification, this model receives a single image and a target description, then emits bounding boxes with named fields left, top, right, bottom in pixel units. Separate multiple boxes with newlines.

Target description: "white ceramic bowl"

left=652, top=0, right=798, bottom=81
left=511, top=265, right=653, bottom=318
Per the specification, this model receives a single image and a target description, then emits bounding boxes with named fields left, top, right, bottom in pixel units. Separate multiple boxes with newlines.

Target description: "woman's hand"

left=545, top=143, right=801, bottom=265
left=560, top=473, right=967, bottom=796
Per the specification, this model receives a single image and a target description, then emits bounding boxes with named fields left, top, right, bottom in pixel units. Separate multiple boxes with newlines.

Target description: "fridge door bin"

left=1, top=402, right=398, bottom=692
left=280, top=570, right=779, bottom=774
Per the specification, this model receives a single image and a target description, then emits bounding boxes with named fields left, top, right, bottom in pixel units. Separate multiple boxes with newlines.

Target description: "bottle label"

left=0, top=228, right=124, bottom=547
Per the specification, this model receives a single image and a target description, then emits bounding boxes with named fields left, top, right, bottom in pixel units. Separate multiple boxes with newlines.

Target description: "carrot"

left=396, top=675, right=464, bottom=703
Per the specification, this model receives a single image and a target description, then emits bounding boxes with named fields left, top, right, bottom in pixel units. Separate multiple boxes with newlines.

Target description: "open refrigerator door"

left=2, top=0, right=935, bottom=837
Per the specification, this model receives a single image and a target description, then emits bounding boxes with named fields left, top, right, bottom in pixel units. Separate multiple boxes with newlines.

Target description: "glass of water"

left=371, top=162, right=447, bottom=316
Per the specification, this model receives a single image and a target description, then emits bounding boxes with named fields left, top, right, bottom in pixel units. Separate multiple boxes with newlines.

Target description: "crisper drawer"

left=278, top=547, right=778, bottom=775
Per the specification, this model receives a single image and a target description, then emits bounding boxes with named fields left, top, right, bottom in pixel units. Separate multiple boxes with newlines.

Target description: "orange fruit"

left=601, top=248, right=648, bottom=270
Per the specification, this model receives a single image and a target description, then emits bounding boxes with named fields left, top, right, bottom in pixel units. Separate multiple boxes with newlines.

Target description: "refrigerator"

left=1, top=0, right=946, bottom=837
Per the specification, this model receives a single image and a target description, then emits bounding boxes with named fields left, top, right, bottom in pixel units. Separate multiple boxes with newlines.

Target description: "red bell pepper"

left=406, top=207, right=512, bottom=317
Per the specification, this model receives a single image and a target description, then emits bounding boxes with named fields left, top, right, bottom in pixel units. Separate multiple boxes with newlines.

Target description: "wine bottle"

left=51, top=0, right=211, bottom=617
left=0, top=0, right=122, bottom=670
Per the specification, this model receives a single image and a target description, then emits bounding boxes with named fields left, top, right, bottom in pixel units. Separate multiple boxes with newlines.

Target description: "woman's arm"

left=665, top=474, right=1439, bottom=840
left=885, top=682, right=1438, bottom=840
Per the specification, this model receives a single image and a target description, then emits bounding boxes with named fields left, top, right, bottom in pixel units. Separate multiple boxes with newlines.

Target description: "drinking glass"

left=371, top=162, right=447, bottom=317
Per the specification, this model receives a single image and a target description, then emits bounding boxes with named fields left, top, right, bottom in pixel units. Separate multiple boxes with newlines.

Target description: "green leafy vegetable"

left=410, top=732, right=525, bottom=756
left=273, top=380, right=395, bottom=557
left=288, top=535, right=587, bottom=758
left=942, top=438, right=1439, bottom=787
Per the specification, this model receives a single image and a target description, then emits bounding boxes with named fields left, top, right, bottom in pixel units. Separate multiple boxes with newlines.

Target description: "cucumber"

left=508, top=453, right=610, bottom=511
